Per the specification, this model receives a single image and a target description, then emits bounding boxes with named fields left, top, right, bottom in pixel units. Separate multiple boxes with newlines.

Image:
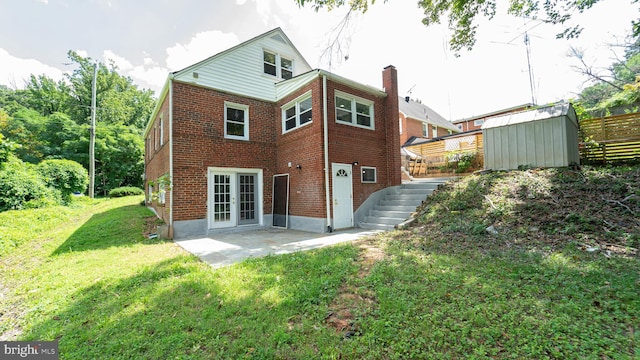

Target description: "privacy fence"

left=579, top=113, right=640, bottom=164
left=405, top=133, right=484, bottom=175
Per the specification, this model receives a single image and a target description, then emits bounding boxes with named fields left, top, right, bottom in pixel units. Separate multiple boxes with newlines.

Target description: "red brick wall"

left=405, top=118, right=426, bottom=139
left=170, top=81, right=277, bottom=222
left=145, top=96, right=171, bottom=224
left=275, top=79, right=326, bottom=219
left=382, top=66, right=401, bottom=187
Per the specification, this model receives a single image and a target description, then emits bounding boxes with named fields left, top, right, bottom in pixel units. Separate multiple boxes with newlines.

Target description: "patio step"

left=358, top=179, right=449, bottom=230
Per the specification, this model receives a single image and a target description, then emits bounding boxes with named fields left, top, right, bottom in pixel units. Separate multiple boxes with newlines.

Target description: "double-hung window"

left=263, top=50, right=293, bottom=80
left=335, top=91, right=374, bottom=129
left=422, top=123, right=428, bottom=137
left=282, top=92, right=312, bottom=133
left=224, top=102, right=249, bottom=140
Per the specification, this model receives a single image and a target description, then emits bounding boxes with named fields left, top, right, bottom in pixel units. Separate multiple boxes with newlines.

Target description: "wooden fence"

left=579, top=113, right=640, bottom=163
left=405, top=133, right=484, bottom=176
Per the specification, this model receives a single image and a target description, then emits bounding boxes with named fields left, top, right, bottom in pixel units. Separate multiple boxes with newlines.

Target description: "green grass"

left=1, top=166, right=638, bottom=359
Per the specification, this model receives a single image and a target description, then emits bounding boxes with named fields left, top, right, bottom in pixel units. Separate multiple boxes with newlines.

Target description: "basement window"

left=361, top=166, right=377, bottom=183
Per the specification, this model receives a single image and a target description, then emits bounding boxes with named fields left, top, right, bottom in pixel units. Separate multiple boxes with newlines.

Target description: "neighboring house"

left=452, top=103, right=534, bottom=132
left=398, top=96, right=460, bottom=146
left=144, top=28, right=401, bottom=239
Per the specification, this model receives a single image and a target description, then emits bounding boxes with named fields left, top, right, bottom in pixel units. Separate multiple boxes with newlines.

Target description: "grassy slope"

left=0, top=166, right=638, bottom=359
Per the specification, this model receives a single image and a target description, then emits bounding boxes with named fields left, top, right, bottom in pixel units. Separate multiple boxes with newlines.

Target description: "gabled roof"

left=173, top=27, right=311, bottom=77
left=452, top=103, right=534, bottom=124
left=482, top=102, right=577, bottom=130
left=398, top=97, right=460, bottom=132
left=276, top=69, right=387, bottom=100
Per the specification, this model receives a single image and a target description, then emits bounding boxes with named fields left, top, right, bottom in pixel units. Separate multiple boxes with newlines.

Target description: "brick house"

left=144, top=28, right=401, bottom=239
left=398, top=96, right=459, bottom=146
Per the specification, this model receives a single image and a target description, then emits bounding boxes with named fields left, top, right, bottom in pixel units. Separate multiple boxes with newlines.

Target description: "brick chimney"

left=382, top=65, right=401, bottom=186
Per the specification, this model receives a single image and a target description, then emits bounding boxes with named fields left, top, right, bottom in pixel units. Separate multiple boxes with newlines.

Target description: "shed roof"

left=399, top=97, right=460, bottom=132
left=481, top=103, right=577, bottom=130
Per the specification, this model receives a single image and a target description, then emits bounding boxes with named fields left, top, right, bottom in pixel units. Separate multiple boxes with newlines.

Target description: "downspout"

left=322, top=74, right=332, bottom=232
left=168, top=74, right=174, bottom=236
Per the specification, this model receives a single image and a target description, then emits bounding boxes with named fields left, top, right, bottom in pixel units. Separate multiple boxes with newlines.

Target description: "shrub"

left=0, top=156, right=61, bottom=211
left=36, top=159, right=89, bottom=199
left=109, top=187, right=144, bottom=198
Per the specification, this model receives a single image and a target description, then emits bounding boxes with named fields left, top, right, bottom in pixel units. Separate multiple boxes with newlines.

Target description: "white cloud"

left=0, top=48, right=65, bottom=89
left=36, top=0, right=48, bottom=4
left=129, top=65, right=169, bottom=91
left=75, top=49, right=88, bottom=58
left=165, top=30, right=240, bottom=71
left=103, top=50, right=133, bottom=71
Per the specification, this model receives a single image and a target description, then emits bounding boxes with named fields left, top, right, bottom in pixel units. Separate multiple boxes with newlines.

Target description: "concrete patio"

left=174, top=227, right=381, bottom=269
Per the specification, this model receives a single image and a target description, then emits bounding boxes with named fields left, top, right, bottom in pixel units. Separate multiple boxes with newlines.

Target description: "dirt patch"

left=142, top=216, right=160, bottom=238
left=324, top=237, right=385, bottom=338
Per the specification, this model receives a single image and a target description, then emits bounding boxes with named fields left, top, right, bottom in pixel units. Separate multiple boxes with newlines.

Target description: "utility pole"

left=89, top=62, right=97, bottom=198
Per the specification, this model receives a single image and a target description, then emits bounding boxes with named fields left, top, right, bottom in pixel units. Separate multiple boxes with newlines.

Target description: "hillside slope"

left=413, top=166, right=639, bottom=256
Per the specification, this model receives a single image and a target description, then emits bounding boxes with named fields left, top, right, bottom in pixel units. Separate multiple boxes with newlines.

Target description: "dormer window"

left=263, top=50, right=293, bottom=80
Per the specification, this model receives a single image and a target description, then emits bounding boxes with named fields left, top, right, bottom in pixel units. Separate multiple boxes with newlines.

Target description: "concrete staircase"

left=359, top=180, right=448, bottom=230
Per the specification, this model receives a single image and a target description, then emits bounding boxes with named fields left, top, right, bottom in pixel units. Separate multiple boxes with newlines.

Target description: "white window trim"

left=158, top=183, right=166, bottom=204
left=474, top=119, right=484, bottom=127
left=263, top=49, right=294, bottom=80
left=159, top=112, right=164, bottom=146
left=224, top=102, right=250, bottom=141
left=281, top=91, right=313, bottom=134
left=422, top=123, right=428, bottom=137
left=399, top=117, right=403, bottom=134
left=361, top=166, right=377, bottom=183
left=334, top=90, right=375, bottom=130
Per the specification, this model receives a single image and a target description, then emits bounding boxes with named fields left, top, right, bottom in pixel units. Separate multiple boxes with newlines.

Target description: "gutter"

left=168, top=74, right=174, bottom=235
left=322, top=75, right=332, bottom=232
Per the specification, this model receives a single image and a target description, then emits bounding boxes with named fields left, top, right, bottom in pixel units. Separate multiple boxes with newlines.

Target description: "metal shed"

left=482, top=103, right=579, bottom=169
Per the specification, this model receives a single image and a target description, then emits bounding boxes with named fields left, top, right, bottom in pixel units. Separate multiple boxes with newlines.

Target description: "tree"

left=575, top=37, right=640, bottom=114
left=25, top=74, right=71, bottom=116
left=296, top=0, right=639, bottom=54
left=36, top=159, right=89, bottom=198
left=64, top=51, right=155, bottom=128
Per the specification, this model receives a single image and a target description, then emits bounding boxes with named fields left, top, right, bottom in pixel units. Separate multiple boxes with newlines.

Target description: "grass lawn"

left=0, top=166, right=638, bottom=359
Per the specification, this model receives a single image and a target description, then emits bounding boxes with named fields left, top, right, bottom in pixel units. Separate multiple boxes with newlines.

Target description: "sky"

left=0, top=0, right=638, bottom=120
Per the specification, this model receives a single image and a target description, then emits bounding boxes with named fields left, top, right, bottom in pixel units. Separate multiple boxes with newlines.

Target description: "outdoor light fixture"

left=296, top=164, right=302, bottom=169
left=352, top=161, right=359, bottom=166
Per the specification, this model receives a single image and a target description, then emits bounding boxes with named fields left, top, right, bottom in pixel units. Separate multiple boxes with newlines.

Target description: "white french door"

left=210, top=171, right=236, bottom=228
left=209, top=169, right=261, bottom=229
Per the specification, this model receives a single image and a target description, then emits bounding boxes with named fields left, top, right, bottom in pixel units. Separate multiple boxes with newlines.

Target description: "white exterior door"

left=210, top=171, right=237, bottom=228
left=332, top=163, right=353, bottom=230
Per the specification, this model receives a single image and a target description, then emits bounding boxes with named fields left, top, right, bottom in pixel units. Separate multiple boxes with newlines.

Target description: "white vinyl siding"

left=173, top=34, right=311, bottom=102
left=334, top=90, right=374, bottom=130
